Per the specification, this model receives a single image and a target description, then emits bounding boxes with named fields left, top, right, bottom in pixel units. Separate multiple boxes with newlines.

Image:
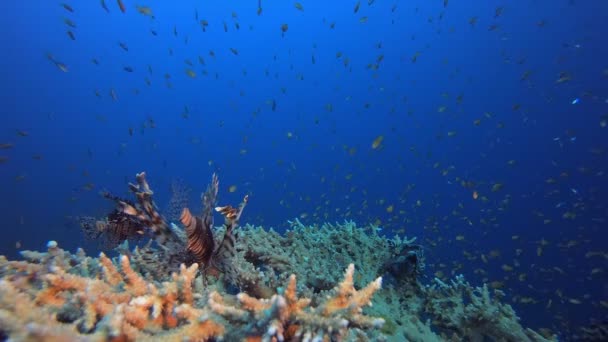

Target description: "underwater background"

left=1, top=0, right=607, bottom=339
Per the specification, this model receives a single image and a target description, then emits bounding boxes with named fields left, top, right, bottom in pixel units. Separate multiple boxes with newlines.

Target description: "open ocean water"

left=1, top=1, right=607, bottom=340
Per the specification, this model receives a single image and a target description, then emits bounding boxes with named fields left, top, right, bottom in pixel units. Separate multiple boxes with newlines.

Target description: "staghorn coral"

left=0, top=222, right=557, bottom=342
left=225, top=220, right=555, bottom=342
left=416, top=275, right=554, bottom=341
left=208, top=263, right=384, bottom=341
left=59, top=172, right=555, bottom=341
left=230, top=218, right=419, bottom=296
left=0, top=243, right=385, bottom=341
left=574, top=318, right=608, bottom=341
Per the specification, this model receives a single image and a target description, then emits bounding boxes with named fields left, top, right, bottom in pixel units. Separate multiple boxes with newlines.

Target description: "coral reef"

left=229, top=220, right=554, bottom=341
left=420, top=276, right=553, bottom=341
left=1, top=172, right=556, bottom=341
left=0, top=243, right=383, bottom=341
left=574, top=318, right=608, bottom=341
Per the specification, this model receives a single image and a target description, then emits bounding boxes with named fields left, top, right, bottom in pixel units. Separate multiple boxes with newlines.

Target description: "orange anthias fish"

left=117, top=0, right=126, bottom=13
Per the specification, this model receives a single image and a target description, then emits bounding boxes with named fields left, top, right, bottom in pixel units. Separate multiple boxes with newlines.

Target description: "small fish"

left=371, top=135, right=384, bottom=149
left=354, top=1, right=360, bottom=13
left=520, top=70, right=532, bottom=81
left=54, top=61, right=68, bottom=72
left=0, top=156, right=8, bottom=164
left=123, top=66, right=134, bottom=72
left=294, top=2, right=304, bottom=11
left=200, top=20, right=209, bottom=32
left=281, top=23, right=288, bottom=33
left=63, top=18, right=76, bottom=28
left=61, top=3, right=74, bottom=12
left=494, top=6, right=503, bottom=18
left=118, top=42, right=128, bottom=51
left=229, top=48, right=239, bottom=55
left=0, top=143, right=14, bottom=149
left=136, top=5, right=153, bottom=17
left=412, top=51, right=421, bottom=63
left=185, top=69, right=196, bottom=78
left=117, top=0, right=126, bottom=13
left=110, top=88, right=117, bottom=101
left=82, top=183, right=95, bottom=191
left=100, top=0, right=109, bottom=12
left=67, top=31, right=75, bottom=40
left=571, top=98, right=580, bottom=105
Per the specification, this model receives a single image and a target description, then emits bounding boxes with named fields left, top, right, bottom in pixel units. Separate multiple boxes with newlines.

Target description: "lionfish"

left=82, top=172, right=248, bottom=277
left=180, top=173, right=248, bottom=275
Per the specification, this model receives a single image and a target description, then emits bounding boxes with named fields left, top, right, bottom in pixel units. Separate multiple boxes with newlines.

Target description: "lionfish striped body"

left=180, top=173, right=248, bottom=275
left=180, top=208, right=215, bottom=267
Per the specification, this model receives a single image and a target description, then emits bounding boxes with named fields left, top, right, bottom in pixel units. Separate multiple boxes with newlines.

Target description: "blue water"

left=1, top=0, right=607, bottom=337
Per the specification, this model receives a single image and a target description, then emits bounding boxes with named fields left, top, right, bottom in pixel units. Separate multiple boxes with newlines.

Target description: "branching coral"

left=1, top=242, right=223, bottom=341
left=0, top=243, right=385, bottom=341
left=233, top=219, right=417, bottom=294
left=208, top=263, right=384, bottom=341
left=47, top=172, right=557, bottom=341
left=421, top=275, right=555, bottom=341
